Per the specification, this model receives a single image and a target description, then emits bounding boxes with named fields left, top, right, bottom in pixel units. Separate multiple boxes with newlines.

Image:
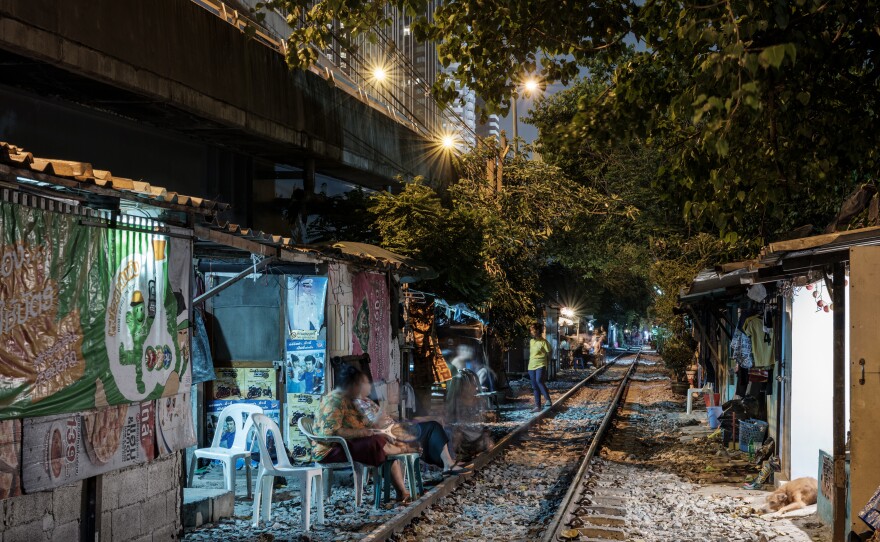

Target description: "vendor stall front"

left=190, top=227, right=433, bottom=462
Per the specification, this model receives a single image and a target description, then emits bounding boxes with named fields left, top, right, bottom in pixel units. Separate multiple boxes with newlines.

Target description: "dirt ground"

left=599, top=357, right=831, bottom=542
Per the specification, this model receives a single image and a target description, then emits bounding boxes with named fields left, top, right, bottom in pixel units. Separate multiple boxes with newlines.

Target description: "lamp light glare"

left=372, top=66, right=387, bottom=82
left=523, top=78, right=540, bottom=93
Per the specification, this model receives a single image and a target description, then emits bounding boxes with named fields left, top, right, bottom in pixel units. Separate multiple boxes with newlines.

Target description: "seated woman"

left=312, top=364, right=410, bottom=502
left=351, top=369, right=468, bottom=475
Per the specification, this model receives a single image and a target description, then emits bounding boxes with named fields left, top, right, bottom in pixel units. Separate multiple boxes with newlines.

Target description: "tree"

left=259, top=0, right=879, bottom=242
left=368, top=142, right=632, bottom=344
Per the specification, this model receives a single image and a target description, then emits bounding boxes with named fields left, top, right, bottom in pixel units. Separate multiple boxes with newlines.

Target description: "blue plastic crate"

left=738, top=418, right=768, bottom=453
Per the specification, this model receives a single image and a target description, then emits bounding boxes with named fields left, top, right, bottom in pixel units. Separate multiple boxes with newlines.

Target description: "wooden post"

left=831, top=261, right=847, bottom=541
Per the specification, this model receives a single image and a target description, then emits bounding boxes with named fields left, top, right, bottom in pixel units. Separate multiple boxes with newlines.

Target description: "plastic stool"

left=373, top=453, right=423, bottom=508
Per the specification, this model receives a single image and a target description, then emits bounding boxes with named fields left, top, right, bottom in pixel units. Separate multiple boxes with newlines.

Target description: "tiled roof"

left=0, top=141, right=229, bottom=215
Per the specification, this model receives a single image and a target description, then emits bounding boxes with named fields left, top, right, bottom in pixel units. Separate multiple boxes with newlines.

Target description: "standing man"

left=559, top=336, right=571, bottom=369
left=528, top=324, right=553, bottom=412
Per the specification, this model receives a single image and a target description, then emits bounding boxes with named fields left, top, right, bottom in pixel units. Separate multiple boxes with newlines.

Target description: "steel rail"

left=541, top=349, right=641, bottom=542
left=360, top=348, right=641, bottom=542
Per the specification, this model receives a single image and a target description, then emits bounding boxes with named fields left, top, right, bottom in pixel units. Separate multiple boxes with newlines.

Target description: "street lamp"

left=371, top=66, right=387, bottom=83
left=512, top=76, right=542, bottom=154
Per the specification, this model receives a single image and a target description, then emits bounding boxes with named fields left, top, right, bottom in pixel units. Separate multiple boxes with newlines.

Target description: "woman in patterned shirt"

left=312, top=364, right=410, bottom=502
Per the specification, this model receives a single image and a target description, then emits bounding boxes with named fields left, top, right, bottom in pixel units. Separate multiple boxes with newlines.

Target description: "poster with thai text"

left=0, top=204, right=190, bottom=419
left=285, top=392, right=319, bottom=460
left=21, top=401, right=155, bottom=492
left=286, top=276, right=328, bottom=340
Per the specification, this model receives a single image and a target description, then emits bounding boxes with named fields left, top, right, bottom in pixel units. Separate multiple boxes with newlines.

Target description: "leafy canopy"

left=261, top=0, right=880, bottom=240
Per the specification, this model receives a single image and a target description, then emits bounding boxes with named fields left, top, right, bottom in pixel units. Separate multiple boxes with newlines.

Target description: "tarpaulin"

left=0, top=203, right=191, bottom=419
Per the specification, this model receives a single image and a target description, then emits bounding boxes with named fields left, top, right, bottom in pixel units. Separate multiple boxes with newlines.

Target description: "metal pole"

left=831, top=262, right=847, bottom=541
left=512, top=95, right=518, bottom=155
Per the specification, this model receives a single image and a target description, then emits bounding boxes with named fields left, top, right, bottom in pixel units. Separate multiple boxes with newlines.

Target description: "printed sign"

left=0, top=204, right=191, bottom=419
left=285, top=340, right=325, bottom=395
left=243, top=368, right=276, bottom=401
left=22, top=402, right=155, bottom=492
left=285, top=393, right=319, bottom=459
left=860, top=483, right=880, bottom=530
left=286, top=276, right=328, bottom=338
left=155, top=391, right=195, bottom=456
left=211, top=368, right=245, bottom=401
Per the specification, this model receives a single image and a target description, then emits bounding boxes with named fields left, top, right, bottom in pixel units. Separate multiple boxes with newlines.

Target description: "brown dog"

left=764, top=477, right=818, bottom=514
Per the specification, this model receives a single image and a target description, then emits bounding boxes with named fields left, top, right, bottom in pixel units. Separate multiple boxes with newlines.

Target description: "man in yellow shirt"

left=528, top=324, right=553, bottom=412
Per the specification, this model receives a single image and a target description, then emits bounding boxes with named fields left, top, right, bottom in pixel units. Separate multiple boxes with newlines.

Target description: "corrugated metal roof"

left=198, top=220, right=435, bottom=277
left=0, top=142, right=230, bottom=214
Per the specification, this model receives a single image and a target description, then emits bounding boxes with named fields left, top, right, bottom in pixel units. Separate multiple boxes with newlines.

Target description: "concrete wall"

left=0, top=0, right=442, bottom=186
left=100, top=453, right=183, bottom=542
left=0, top=453, right=182, bottom=542
left=0, top=482, right=82, bottom=542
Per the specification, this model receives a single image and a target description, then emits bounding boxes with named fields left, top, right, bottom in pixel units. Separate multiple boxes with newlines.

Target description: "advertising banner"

left=155, top=391, right=195, bottom=456
left=351, top=272, right=390, bottom=382
left=21, top=401, right=156, bottom=493
left=0, top=204, right=191, bottom=420
left=285, top=392, right=319, bottom=460
left=286, top=276, right=328, bottom=340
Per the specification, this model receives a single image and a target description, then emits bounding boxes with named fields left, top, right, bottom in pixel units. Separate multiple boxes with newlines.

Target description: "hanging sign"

left=0, top=204, right=191, bottom=419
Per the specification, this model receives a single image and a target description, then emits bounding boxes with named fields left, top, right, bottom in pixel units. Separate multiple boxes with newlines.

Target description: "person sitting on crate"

left=352, top=370, right=469, bottom=476
left=311, top=364, right=412, bottom=503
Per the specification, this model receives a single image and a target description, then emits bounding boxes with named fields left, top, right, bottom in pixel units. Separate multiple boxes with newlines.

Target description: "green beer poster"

left=0, top=203, right=191, bottom=419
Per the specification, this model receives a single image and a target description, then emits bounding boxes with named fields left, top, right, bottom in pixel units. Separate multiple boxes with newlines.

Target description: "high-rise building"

left=475, top=96, right=501, bottom=140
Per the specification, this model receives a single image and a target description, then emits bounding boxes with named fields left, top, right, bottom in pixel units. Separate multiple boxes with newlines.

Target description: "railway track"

left=373, top=349, right=642, bottom=542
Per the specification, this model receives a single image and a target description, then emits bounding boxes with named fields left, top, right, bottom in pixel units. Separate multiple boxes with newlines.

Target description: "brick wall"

left=0, top=453, right=182, bottom=542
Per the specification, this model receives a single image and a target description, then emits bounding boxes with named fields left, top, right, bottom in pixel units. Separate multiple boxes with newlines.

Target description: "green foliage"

left=262, top=0, right=880, bottom=241
left=367, top=143, right=631, bottom=344
left=659, top=333, right=697, bottom=381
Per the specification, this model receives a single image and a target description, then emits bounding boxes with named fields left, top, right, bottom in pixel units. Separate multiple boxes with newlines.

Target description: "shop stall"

left=190, top=228, right=433, bottom=463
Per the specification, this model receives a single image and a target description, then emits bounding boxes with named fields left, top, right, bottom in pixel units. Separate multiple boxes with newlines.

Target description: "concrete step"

left=183, top=488, right=235, bottom=528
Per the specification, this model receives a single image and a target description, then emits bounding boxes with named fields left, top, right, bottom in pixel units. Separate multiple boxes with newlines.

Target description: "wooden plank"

left=193, top=225, right=277, bottom=257
left=848, top=247, right=880, bottom=532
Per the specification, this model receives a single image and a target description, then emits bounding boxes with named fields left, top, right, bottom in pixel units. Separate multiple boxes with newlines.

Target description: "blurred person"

left=353, top=372, right=469, bottom=475
left=559, top=336, right=571, bottom=369
left=572, top=339, right=586, bottom=370
left=528, top=324, right=553, bottom=412
left=312, top=365, right=411, bottom=502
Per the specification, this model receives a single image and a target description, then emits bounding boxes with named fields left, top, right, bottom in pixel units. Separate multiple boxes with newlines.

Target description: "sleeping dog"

left=764, top=477, right=818, bottom=514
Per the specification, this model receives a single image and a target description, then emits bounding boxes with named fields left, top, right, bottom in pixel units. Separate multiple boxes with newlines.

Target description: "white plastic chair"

left=251, top=414, right=324, bottom=530
left=188, top=403, right=263, bottom=498
left=298, top=415, right=367, bottom=507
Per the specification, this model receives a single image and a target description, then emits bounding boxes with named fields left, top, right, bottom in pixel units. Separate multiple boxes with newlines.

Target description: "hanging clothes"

left=743, top=313, right=774, bottom=368
left=730, top=326, right=755, bottom=369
